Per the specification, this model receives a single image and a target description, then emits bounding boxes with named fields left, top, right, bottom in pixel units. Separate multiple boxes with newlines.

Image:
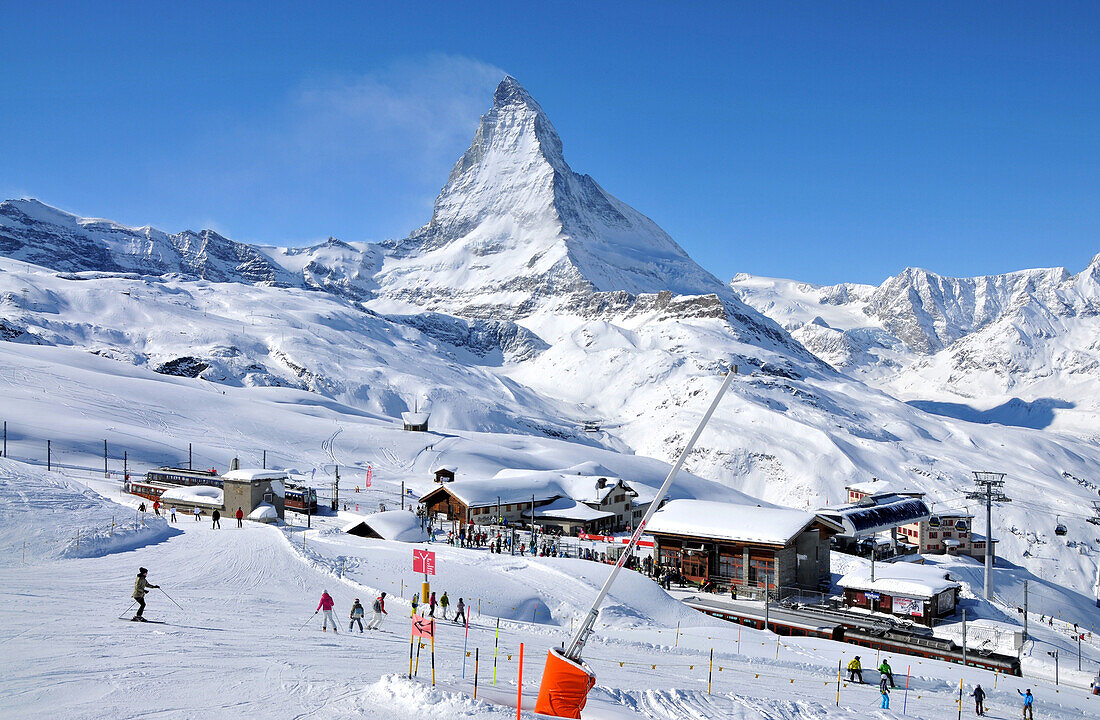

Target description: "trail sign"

left=412, top=616, right=435, bottom=639
left=413, top=549, right=436, bottom=575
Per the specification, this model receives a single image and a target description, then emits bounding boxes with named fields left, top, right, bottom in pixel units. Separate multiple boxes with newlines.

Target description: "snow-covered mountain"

left=3, top=76, right=1100, bottom=602
left=374, top=76, right=735, bottom=318
left=731, top=257, right=1100, bottom=433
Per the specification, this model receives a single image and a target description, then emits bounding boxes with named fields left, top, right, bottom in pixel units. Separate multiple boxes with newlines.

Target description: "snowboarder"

left=131, top=567, right=159, bottom=621
left=367, top=592, right=387, bottom=630
left=847, top=656, right=863, bottom=683
left=878, top=658, right=895, bottom=687
left=411, top=593, right=419, bottom=617
left=317, top=590, right=337, bottom=633
left=428, top=592, right=437, bottom=617
left=211, top=509, right=221, bottom=529
left=972, top=684, right=986, bottom=716
left=439, top=592, right=450, bottom=620
left=879, top=675, right=890, bottom=709
left=193, top=507, right=201, bottom=521
left=349, top=598, right=365, bottom=632
left=235, top=507, right=244, bottom=528
left=454, top=597, right=466, bottom=625
left=1017, top=688, right=1034, bottom=719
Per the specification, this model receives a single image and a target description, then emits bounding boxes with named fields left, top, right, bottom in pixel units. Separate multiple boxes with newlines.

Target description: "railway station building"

left=838, top=564, right=961, bottom=627
left=646, top=499, right=843, bottom=597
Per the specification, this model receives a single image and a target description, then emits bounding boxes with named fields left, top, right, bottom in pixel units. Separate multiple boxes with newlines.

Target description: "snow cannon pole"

left=536, top=367, right=736, bottom=718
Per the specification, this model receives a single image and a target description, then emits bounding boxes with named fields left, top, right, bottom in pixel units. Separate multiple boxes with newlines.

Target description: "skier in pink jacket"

left=316, top=590, right=337, bottom=633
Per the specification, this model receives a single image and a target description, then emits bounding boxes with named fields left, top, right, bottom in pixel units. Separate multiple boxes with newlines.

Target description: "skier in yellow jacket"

left=131, top=567, right=159, bottom=622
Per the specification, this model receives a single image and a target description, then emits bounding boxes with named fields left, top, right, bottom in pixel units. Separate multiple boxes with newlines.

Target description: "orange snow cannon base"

left=534, top=647, right=596, bottom=718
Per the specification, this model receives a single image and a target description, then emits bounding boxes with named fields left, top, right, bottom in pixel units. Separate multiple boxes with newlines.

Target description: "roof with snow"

left=223, top=469, right=289, bottom=482
left=420, top=466, right=636, bottom=510
left=521, top=497, right=614, bottom=522
left=343, top=510, right=430, bottom=543
left=160, top=485, right=223, bottom=507
left=646, top=499, right=841, bottom=546
left=401, top=412, right=430, bottom=425
left=817, top=494, right=931, bottom=536
left=838, top=564, right=960, bottom=599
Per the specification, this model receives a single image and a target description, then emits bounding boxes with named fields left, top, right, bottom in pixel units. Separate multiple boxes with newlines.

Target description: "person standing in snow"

left=131, top=567, right=159, bottom=621
left=153, top=499, right=161, bottom=516
left=879, top=675, right=890, bottom=709
left=316, top=590, right=337, bottom=633
left=169, top=506, right=177, bottom=523
left=878, top=658, right=894, bottom=687
left=428, top=592, right=437, bottom=617
left=439, top=592, right=450, bottom=620
left=235, top=507, right=244, bottom=528
left=138, top=502, right=147, bottom=516
left=971, top=684, right=986, bottom=716
left=193, top=507, right=201, bottom=521
left=411, top=593, right=419, bottom=617
left=211, top=509, right=221, bottom=529
left=367, top=592, right=387, bottom=630
left=349, top=598, right=365, bottom=632
left=1017, top=688, right=1034, bottom=719
left=847, top=656, right=863, bottom=683
left=454, top=597, right=466, bottom=625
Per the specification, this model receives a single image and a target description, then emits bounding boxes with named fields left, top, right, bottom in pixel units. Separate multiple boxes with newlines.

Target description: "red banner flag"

left=365, top=465, right=373, bottom=487
left=412, top=616, right=435, bottom=639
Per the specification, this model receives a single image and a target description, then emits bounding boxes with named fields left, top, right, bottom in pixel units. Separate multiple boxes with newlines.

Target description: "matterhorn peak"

left=378, top=77, right=733, bottom=317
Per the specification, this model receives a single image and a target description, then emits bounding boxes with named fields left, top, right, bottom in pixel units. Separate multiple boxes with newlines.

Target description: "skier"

left=235, top=507, right=244, bottom=528
left=971, top=684, right=986, bottom=716
left=367, top=592, right=387, bottom=630
left=879, top=675, right=890, bottom=709
left=193, top=507, right=201, bottom=521
left=878, top=657, right=895, bottom=687
left=138, top=502, right=147, bottom=515
left=428, top=591, right=437, bottom=617
left=211, top=508, right=221, bottom=529
left=847, top=656, right=863, bottom=683
left=349, top=598, right=365, bottom=632
left=169, top=506, right=177, bottom=523
left=153, top=499, right=161, bottom=516
left=131, top=567, right=159, bottom=621
left=316, top=590, right=337, bottom=633
left=439, top=591, right=450, bottom=620
left=454, top=597, right=466, bottom=625
left=411, top=592, right=419, bottom=617
left=1017, top=688, right=1034, bottom=719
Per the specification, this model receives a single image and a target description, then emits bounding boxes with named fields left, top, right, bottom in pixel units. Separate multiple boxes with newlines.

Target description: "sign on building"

left=892, top=596, right=924, bottom=616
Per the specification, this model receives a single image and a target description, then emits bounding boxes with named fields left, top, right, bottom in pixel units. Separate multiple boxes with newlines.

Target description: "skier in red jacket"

left=316, top=590, right=337, bottom=633
left=235, top=507, right=244, bottom=528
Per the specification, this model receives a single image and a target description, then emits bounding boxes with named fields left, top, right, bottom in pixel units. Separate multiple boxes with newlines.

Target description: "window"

left=659, top=546, right=682, bottom=568
left=718, top=552, right=744, bottom=580
left=748, top=557, right=775, bottom=588
left=928, top=532, right=938, bottom=538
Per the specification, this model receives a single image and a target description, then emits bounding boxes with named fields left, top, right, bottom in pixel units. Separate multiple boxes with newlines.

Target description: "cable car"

left=928, top=515, right=941, bottom=529
left=954, top=520, right=969, bottom=532
left=1054, top=516, right=1068, bottom=537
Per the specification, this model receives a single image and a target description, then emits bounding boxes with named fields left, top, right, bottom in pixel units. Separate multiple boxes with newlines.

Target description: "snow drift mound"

left=0, top=458, right=177, bottom=565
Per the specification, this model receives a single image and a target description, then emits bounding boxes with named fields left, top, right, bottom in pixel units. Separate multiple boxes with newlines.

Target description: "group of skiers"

left=845, top=655, right=1033, bottom=715
left=316, top=590, right=388, bottom=633
left=408, top=591, right=467, bottom=624
left=138, top=501, right=247, bottom=528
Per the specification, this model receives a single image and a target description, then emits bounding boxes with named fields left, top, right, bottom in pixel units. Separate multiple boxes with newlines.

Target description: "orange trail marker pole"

left=408, top=629, right=415, bottom=678
left=517, top=642, right=524, bottom=719
left=474, top=648, right=480, bottom=699
left=708, top=648, right=713, bottom=694
left=431, top=635, right=436, bottom=687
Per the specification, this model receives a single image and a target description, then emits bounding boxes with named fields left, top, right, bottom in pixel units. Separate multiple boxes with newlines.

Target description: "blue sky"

left=2, top=2, right=1097, bottom=285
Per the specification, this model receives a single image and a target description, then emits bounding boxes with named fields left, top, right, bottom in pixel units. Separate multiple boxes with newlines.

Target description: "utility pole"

left=104, top=439, right=109, bottom=478
left=2, top=420, right=6, bottom=457
left=1023, top=580, right=1029, bottom=641
left=401, top=481, right=405, bottom=510
left=967, top=472, right=1010, bottom=600
left=333, top=465, right=339, bottom=511
left=124, top=451, right=128, bottom=483
left=1048, top=650, right=1059, bottom=685
left=764, top=569, right=770, bottom=631
left=262, top=450, right=266, bottom=469
left=962, top=609, right=967, bottom=669
left=188, top=443, right=192, bottom=470
left=47, top=440, right=51, bottom=471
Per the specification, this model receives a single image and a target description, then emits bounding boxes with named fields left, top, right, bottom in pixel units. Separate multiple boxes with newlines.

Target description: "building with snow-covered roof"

left=401, top=411, right=430, bottom=432
left=838, top=563, right=961, bottom=626
left=646, top=499, right=843, bottom=596
left=343, top=510, right=429, bottom=542
left=417, top=470, right=641, bottom=534
left=222, top=468, right=286, bottom=521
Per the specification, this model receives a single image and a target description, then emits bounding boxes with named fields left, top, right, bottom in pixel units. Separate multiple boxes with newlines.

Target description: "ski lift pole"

left=562, top=367, right=736, bottom=661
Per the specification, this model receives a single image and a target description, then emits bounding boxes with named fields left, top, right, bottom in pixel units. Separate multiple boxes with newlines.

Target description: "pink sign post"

left=413, top=549, right=436, bottom=575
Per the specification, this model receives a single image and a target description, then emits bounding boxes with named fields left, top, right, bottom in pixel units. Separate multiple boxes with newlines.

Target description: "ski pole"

left=118, top=601, right=137, bottom=619
left=298, top=612, right=318, bottom=631
left=158, top=587, right=184, bottom=610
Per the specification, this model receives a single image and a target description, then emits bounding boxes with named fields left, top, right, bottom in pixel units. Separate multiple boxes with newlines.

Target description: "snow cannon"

left=535, top=647, right=596, bottom=718
left=535, top=368, right=736, bottom=718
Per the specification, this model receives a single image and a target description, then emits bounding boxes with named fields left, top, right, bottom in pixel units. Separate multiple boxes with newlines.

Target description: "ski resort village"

left=4, top=8, right=1100, bottom=720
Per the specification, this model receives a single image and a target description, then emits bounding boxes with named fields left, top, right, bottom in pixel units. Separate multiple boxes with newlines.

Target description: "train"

left=686, top=597, right=1021, bottom=676
left=133, top=467, right=317, bottom=514
left=284, top=484, right=319, bottom=514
